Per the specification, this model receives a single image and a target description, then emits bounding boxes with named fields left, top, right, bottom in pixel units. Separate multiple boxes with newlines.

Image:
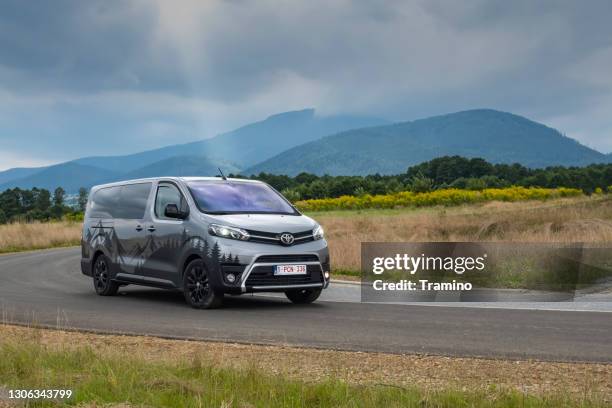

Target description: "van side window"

left=155, top=183, right=185, bottom=220
left=89, top=186, right=120, bottom=218
left=116, top=183, right=152, bottom=219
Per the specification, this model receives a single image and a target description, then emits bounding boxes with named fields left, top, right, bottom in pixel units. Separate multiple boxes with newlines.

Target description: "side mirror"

left=164, top=203, right=188, bottom=219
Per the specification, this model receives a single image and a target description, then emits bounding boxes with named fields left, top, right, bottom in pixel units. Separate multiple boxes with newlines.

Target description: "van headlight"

left=313, top=224, right=325, bottom=240
left=208, top=224, right=250, bottom=241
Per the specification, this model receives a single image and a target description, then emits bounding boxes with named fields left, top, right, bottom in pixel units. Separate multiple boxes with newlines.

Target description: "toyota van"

left=80, top=177, right=330, bottom=308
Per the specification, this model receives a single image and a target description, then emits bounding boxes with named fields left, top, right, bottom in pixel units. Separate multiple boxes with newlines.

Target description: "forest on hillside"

left=238, top=156, right=612, bottom=201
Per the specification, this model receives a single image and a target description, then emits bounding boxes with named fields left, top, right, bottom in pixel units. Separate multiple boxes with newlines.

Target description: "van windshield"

left=187, top=180, right=298, bottom=215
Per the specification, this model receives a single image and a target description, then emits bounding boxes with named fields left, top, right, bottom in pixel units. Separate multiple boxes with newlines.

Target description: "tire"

left=183, top=259, right=223, bottom=309
left=285, top=288, right=322, bottom=304
left=93, top=254, right=119, bottom=296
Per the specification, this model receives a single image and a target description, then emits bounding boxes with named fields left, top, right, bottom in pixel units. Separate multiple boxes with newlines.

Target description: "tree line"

left=2, top=156, right=612, bottom=223
left=0, top=187, right=88, bottom=224
left=233, top=156, right=612, bottom=201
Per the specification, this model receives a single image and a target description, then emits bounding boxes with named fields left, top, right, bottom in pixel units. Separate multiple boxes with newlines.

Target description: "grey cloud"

left=0, top=0, right=176, bottom=93
left=0, top=0, right=611, bottom=169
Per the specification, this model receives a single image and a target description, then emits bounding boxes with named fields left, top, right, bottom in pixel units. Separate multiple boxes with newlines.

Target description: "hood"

left=204, top=213, right=317, bottom=233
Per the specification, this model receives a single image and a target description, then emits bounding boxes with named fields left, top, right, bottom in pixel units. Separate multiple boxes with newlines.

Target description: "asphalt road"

left=1, top=247, right=611, bottom=363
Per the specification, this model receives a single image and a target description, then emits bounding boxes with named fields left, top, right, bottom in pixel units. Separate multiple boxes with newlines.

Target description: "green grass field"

left=0, top=336, right=606, bottom=408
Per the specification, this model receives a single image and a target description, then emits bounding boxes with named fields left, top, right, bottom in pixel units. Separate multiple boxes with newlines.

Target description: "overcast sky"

left=1, top=0, right=612, bottom=170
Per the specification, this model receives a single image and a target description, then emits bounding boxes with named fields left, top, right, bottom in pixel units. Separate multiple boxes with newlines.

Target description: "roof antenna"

left=218, top=167, right=227, bottom=180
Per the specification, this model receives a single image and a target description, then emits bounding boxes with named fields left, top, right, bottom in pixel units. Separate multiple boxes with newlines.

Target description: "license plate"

left=274, top=264, right=307, bottom=275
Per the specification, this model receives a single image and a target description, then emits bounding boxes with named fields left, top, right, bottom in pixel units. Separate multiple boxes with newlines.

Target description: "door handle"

left=135, top=225, right=143, bottom=232
left=147, top=226, right=156, bottom=232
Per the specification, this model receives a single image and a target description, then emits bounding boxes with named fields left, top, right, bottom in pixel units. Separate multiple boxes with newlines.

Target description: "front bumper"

left=241, top=259, right=330, bottom=293
left=211, top=238, right=331, bottom=294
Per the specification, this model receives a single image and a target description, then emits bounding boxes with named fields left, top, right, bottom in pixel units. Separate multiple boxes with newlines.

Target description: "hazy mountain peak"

left=0, top=109, right=386, bottom=192
left=246, top=109, right=610, bottom=176
left=264, top=108, right=315, bottom=121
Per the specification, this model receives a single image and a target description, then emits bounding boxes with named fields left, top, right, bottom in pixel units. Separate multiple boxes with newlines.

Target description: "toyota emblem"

left=279, top=233, right=295, bottom=246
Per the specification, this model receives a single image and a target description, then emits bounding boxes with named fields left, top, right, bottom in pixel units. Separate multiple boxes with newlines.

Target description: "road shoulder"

left=1, top=324, right=610, bottom=399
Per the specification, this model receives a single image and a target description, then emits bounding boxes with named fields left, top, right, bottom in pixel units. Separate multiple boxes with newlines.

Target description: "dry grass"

left=313, top=196, right=612, bottom=272
left=1, top=324, right=610, bottom=399
left=2, top=197, right=611, bottom=275
left=0, top=221, right=81, bottom=254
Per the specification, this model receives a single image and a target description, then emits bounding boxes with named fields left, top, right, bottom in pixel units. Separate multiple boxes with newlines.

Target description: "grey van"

left=80, top=177, right=330, bottom=308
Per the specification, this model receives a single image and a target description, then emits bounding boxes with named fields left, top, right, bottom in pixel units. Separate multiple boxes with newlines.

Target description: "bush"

left=280, top=188, right=301, bottom=203
left=353, top=186, right=367, bottom=197
left=63, top=212, right=84, bottom=222
left=295, top=187, right=583, bottom=212
left=465, top=178, right=487, bottom=190
left=408, top=173, right=434, bottom=193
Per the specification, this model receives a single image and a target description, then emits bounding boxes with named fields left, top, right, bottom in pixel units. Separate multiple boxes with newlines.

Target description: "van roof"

left=90, top=176, right=262, bottom=191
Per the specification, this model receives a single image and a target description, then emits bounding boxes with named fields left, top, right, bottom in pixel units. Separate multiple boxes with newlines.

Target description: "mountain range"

left=0, top=109, right=385, bottom=192
left=0, top=108, right=610, bottom=192
left=246, top=109, right=610, bottom=175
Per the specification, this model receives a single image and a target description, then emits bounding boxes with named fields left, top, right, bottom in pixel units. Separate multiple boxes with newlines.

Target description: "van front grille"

left=255, top=254, right=319, bottom=263
left=245, top=264, right=323, bottom=287
left=246, top=229, right=314, bottom=245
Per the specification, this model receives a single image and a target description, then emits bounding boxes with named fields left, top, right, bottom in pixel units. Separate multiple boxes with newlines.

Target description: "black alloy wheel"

left=93, top=254, right=119, bottom=296
left=183, top=259, right=223, bottom=309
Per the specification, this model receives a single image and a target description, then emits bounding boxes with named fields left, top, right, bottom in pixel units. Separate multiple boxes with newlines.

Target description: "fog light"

left=226, top=273, right=236, bottom=283
left=324, top=271, right=330, bottom=280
